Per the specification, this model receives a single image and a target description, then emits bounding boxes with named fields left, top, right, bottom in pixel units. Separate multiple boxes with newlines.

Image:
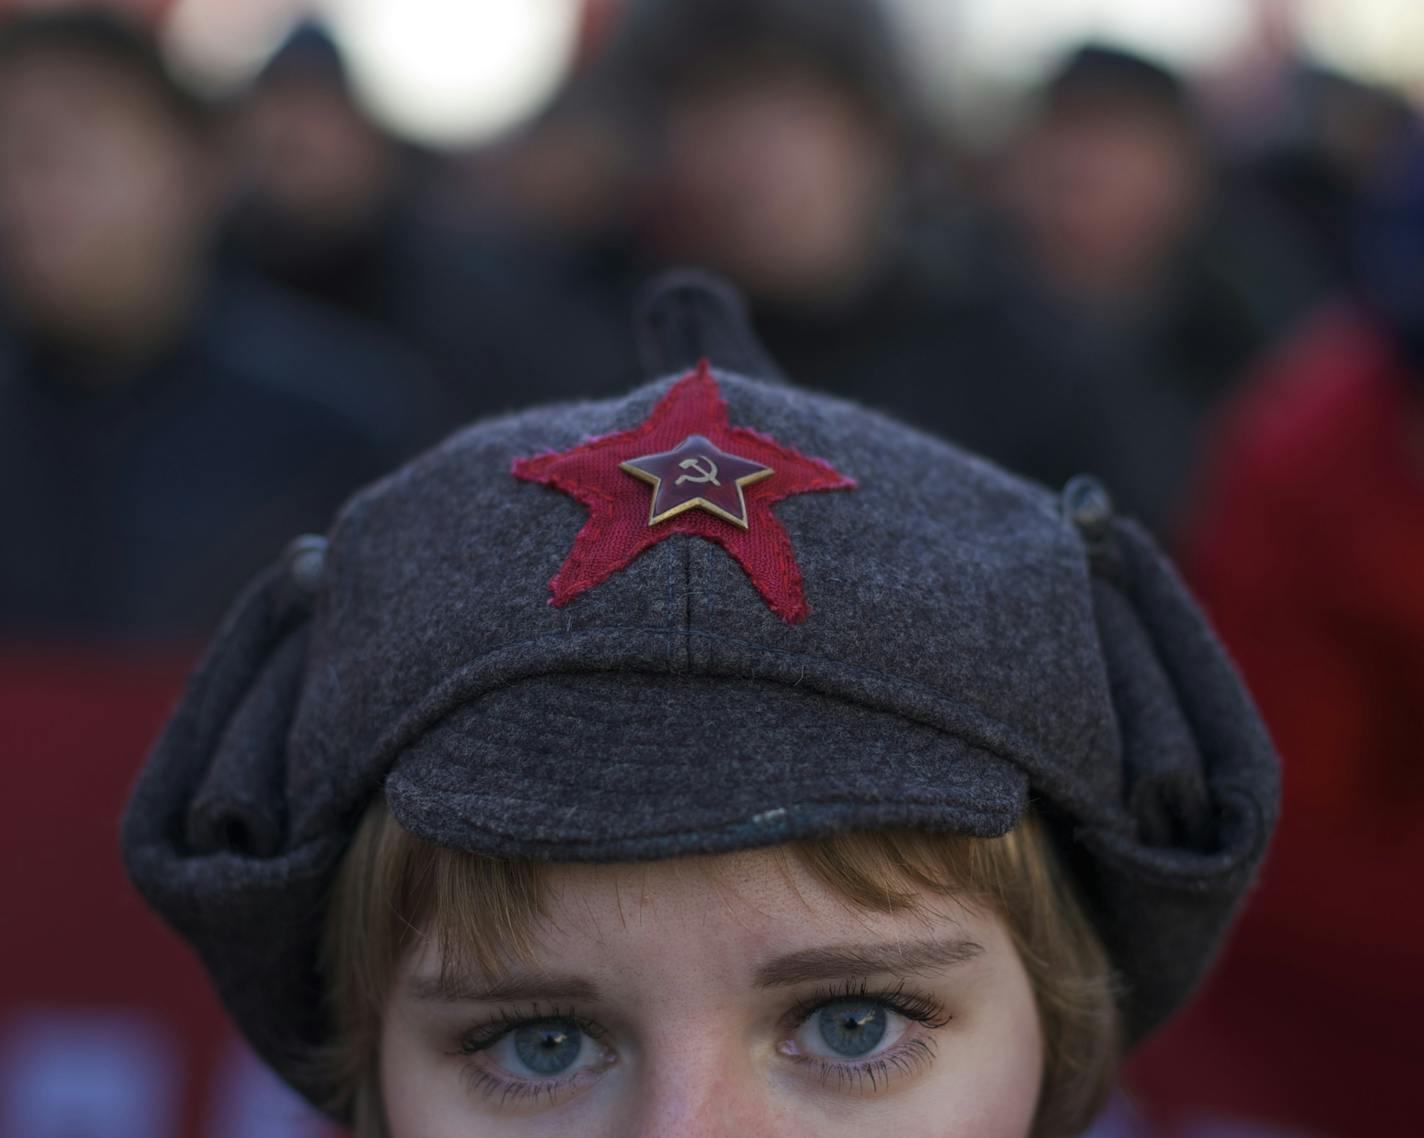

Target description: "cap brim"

left=385, top=673, right=1028, bottom=862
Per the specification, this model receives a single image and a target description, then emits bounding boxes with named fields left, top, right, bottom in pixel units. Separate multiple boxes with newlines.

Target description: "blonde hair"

left=317, top=799, right=1120, bottom=1137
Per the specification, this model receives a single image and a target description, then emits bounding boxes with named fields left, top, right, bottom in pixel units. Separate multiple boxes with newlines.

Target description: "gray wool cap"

left=122, top=273, right=1279, bottom=1114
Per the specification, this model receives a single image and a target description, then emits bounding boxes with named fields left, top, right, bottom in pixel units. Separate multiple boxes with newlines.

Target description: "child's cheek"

left=379, top=1020, right=483, bottom=1138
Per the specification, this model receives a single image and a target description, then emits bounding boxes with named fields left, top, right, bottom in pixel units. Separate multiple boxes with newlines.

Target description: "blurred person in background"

left=991, top=44, right=1310, bottom=533
left=0, top=8, right=445, bottom=643
left=437, top=73, right=656, bottom=410
left=1233, top=67, right=1414, bottom=288
left=1000, top=47, right=1209, bottom=325
left=223, top=22, right=410, bottom=326
left=482, top=0, right=1126, bottom=498
left=462, top=75, right=644, bottom=255
left=1205, top=0, right=1417, bottom=296
left=622, top=0, right=907, bottom=314
left=1128, top=130, right=1424, bottom=1138
left=222, top=21, right=503, bottom=419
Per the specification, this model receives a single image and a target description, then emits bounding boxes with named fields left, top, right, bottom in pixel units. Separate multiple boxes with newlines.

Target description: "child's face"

left=379, top=845, right=1044, bottom=1137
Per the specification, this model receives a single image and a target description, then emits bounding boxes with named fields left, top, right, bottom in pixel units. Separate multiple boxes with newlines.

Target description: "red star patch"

left=512, top=361, right=855, bottom=623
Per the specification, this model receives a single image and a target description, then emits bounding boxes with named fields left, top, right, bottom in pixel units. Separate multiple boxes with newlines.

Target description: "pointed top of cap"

left=635, top=270, right=786, bottom=384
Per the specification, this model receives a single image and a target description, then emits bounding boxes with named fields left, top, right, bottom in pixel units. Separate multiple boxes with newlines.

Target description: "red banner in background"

left=0, top=647, right=333, bottom=1138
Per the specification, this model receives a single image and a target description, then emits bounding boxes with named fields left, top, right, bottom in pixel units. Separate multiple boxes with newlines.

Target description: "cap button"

left=1062, top=475, right=1115, bottom=543
left=283, top=534, right=328, bottom=598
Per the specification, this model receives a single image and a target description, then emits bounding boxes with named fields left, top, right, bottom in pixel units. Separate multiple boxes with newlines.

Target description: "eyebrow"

left=404, top=937, right=985, bottom=1004
left=753, top=938, right=985, bottom=988
left=406, top=971, right=601, bottom=1005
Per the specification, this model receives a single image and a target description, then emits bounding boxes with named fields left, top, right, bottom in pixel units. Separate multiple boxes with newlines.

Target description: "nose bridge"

left=625, top=1036, right=780, bottom=1138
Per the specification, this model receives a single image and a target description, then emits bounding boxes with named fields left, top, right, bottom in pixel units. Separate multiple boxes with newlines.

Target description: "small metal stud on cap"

left=282, top=534, right=328, bottom=598
left=1062, top=474, right=1115, bottom=545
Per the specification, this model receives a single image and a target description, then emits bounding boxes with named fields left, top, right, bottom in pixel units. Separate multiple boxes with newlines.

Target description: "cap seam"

left=679, top=534, right=692, bottom=668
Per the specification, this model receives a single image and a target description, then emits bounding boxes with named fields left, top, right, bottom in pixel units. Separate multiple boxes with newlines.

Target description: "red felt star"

left=512, top=361, right=856, bottom=623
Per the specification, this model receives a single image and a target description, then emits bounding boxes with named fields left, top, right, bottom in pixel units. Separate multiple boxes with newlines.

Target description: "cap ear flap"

left=184, top=605, right=308, bottom=858
left=1071, top=512, right=1280, bottom=1042
left=125, top=536, right=325, bottom=864
left=122, top=537, right=343, bottom=1098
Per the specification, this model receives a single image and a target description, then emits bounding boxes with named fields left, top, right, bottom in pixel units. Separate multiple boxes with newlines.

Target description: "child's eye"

left=470, top=1016, right=605, bottom=1081
left=795, top=998, right=904, bottom=1059
left=502, top=1018, right=589, bottom=1075
left=778, top=984, right=949, bottom=1093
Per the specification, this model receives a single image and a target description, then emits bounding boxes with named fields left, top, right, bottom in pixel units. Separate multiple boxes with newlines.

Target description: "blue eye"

left=459, top=1014, right=614, bottom=1104
left=508, top=1019, right=585, bottom=1076
left=814, top=1000, right=889, bottom=1057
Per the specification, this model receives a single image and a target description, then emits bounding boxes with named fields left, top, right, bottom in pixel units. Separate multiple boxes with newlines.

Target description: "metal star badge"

left=619, top=434, right=772, bottom=528
left=511, top=361, right=855, bottom=623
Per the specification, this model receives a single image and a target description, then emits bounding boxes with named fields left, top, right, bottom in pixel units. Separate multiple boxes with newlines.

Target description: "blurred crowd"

left=0, top=0, right=1416, bottom=639
left=1, top=1, right=1421, bottom=1136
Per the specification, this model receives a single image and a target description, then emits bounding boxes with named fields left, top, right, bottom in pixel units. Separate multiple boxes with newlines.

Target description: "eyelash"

left=784, top=978, right=952, bottom=1033
left=452, top=982, right=952, bottom=1106
left=805, top=1036, right=939, bottom=1094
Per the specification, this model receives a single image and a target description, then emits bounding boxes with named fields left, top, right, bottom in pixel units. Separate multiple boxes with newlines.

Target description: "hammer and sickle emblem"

left=675, top=456, right=721, bottom=486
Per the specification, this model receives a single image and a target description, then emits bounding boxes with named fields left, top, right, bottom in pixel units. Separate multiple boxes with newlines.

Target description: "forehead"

left=551, top=848, right=843, bottom=935
left=421, top=845, right=1002, bottom=982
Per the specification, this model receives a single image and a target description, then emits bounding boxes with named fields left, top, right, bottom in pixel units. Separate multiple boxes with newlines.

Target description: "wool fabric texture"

left=122, top=279, right=1279, bottom=1115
